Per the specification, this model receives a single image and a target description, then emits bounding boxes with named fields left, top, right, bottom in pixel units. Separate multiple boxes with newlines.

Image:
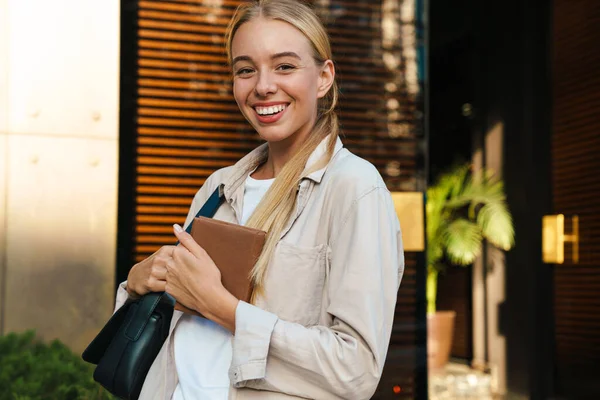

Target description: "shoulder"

left=188, top=165, right=235, bottom=208
left=318, top=148, right=400, bottom=246
left=323, top=148, right=389, bottom=197
left=317, top=148, right=393, bottom=229
left=204, top=165, right=235, bottom=191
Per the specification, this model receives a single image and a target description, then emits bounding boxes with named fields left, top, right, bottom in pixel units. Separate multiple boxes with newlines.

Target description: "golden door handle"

left=391, top=192, right=425, bottom=252
left=542, top=214, right=579, bottom=264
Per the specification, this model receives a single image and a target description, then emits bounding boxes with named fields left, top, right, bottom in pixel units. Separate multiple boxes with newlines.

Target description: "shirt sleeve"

left=229, top=187, right=404, bottom=400
left=113, top=280, right=139, bottom=313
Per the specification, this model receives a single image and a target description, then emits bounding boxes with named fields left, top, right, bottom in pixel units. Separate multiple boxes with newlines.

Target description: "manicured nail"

left=173, top=224, right=183, bottom=233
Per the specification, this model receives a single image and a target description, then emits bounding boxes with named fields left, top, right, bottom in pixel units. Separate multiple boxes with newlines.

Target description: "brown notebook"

left=174, top=216, right=266, bottom=316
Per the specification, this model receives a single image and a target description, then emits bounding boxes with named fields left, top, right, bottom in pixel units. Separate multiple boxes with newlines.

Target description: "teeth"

left=256, top=104, right=286, bottom=115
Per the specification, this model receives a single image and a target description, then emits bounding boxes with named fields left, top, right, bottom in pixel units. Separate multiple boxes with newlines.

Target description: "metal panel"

left=391, top=192, right=425, bottom=252
left=0, top=0, right=7, bottom=333
left=4, top=134, right=117, bottom=352
left=0, top=0, right=7, bottom=133
left=0, top=133, right=7, bottom=333
left=6, top=0, right=120, bottom=138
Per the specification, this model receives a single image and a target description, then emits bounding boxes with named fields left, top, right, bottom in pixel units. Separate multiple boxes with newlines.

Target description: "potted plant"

left=426, top=163, right=514, bottom=370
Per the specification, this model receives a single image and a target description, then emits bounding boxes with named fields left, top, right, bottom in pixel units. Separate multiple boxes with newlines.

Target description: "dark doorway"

left=429, top=0, right=475, bottom=362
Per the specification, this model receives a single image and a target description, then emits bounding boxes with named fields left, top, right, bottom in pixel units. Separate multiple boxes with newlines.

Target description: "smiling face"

left=231, top=17, right=334, bottom=148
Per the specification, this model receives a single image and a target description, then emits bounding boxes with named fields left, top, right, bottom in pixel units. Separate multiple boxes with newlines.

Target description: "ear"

left=317, top=60, right=335, bottom=99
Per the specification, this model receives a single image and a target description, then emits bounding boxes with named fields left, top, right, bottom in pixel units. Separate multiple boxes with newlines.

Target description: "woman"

left=118, top=0, right=404, bottom=399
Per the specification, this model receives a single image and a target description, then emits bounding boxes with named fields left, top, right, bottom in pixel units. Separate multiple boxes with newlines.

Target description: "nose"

left=254, top=70, right=277, bottom=97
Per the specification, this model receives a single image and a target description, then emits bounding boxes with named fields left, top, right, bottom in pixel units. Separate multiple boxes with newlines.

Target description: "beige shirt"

left=115, top=136, right=404, bottom=400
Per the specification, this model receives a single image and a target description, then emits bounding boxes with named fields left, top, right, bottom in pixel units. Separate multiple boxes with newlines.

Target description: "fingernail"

left=173, top=224, right=183, bottom=233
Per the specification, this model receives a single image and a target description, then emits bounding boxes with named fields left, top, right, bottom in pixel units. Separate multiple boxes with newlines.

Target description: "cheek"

left=288, top=74, right=320, bottom=107
left=233, top=79, right=251, bottom=107
left=293, top=83, right=319, bottom=111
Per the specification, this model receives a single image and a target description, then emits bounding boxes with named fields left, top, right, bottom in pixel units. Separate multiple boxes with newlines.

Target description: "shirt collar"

left=302, top=135, right=343, bottom=183
left=221, top=135, right=344, bottom=202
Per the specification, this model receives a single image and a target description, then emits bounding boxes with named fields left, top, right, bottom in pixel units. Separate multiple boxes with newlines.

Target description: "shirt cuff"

left=114, top=281, right=139, bottom=313
left=229, top=301, right=278, bottom=387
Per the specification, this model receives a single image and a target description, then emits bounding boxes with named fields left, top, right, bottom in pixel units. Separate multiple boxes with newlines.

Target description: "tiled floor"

left=429, top=363, right=499, bottom=399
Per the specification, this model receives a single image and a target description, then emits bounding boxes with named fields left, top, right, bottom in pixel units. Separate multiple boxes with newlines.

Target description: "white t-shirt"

left=172, top=174, right=274, bottom=400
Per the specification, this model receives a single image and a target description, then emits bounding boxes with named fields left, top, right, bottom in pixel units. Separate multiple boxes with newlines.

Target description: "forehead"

left=231, top=18, right=314, bottom=60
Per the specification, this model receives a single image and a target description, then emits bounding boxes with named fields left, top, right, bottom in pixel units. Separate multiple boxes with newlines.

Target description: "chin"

left=254, top=125, right=295, bottom=143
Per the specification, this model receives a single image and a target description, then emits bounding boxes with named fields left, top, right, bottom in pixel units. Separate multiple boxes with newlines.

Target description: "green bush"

left=0, top=330, right=115, bottom=400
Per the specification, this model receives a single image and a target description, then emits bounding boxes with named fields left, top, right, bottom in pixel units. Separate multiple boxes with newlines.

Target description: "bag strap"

left=184, top=187, right=225, bottom=234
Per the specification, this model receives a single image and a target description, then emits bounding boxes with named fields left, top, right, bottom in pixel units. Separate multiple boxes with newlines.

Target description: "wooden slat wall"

left=128, top=0, right=426, bottom=398
left=552, top=0, right=600, bottom=396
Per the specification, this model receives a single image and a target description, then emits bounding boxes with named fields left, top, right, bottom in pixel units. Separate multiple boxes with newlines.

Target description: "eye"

left=235, top=67, right=254, bottom=76
left=276, top=64, right=296, bottom=72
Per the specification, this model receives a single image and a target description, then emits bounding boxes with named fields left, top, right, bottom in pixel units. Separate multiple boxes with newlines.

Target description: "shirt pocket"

left=264, top=242, right=327, bottom=326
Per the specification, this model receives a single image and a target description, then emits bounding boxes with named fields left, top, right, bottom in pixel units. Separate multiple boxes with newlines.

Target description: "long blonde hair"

left=225, top=0, right=340, bottom=302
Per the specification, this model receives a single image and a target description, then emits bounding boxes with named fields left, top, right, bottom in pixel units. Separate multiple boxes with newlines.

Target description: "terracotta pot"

left=427, top=311, right=456, bottom=370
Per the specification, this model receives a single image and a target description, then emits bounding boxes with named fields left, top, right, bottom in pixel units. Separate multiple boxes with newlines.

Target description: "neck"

left=263, top=139, right=302, bottom=177
left=255, top=115, right=317, bottom=179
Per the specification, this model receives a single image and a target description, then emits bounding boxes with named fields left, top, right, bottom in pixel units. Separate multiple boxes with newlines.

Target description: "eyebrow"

left=232, top=51, right=302, bottom=66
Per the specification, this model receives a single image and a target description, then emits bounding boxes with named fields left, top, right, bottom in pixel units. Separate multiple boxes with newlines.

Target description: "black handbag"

left=82, top=187, right=224, bottom=400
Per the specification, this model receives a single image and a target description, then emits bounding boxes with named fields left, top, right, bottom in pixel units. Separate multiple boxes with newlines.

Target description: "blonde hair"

left=225, top=0, right=340, bottom=302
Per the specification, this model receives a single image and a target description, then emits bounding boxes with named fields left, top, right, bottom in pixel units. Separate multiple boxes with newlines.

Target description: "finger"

left=158, top=245, right=176, bottom=257
left=172, top=245, right=202, bottom=269
left=165, top=282, right=177, bottom=299
left=173, top=224, right=206, bottom=259
left=164, top=262, right=180, bottom=289
left=148, top=278, right=166, bottom=293
left=152, top=265, right=167, bottom=280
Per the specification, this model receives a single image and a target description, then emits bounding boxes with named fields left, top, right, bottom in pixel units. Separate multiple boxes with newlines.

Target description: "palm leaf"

left=477, top=201, right=515, bottom=250
left=443, top=219, right=483, bottom=265
left=425, top=193, right=445, bottom=268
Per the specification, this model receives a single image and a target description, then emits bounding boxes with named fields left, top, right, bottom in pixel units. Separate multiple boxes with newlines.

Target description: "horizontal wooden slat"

left=138, top=58, right=229, bottom=73
left=138, top=175, right=205, bottom=186
left=138, top=98, right=238, bottom=111
left=138, top=87, right=232, bottom=100
left=137, top=67, right=231, bottom=82
left=137, top=106, right=246, bottom=121
left=138, top=128, right=258, bottom=141
left=137, top=165, right=214, bottom=176
left=138, top=78, right=231, bottom=91
left=139, top=28, right=225, bottom=44
left=138, top=116, right=246, bottom=129
left=139, top=9, right=230, bottom=27
left=138, top=156, right=233, bottom=167
left=139, top=39, right=228, bottom=54
left=139, top=48, right=227, bottom=63
left=140, top=1, right=233, bottom=24
left=137, top=185, right=198, bottom=195
left=139, top=18, right=227, bottom=35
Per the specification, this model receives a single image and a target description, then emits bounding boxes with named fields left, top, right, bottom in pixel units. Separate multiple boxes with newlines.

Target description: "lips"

left=251, top=102, right=289, bottom=124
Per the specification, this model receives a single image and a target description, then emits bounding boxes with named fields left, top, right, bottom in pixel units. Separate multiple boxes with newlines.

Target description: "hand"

left=126, top=245, right=176, bottom=297
left=167, top=224, right=239, bottom=333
